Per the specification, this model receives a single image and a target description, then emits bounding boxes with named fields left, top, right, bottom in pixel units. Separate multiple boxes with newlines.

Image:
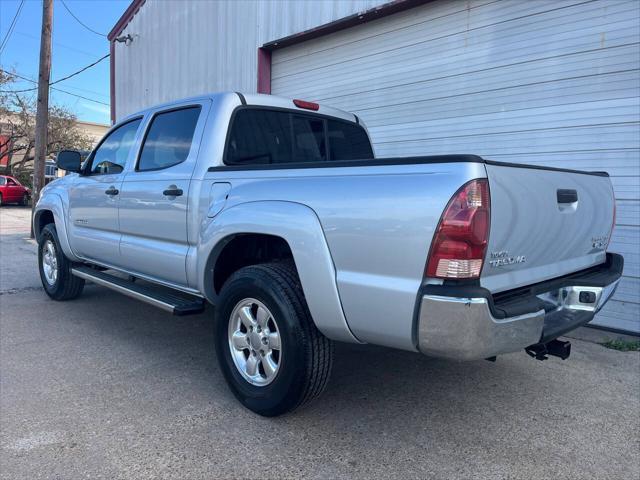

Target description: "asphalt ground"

left=1, top=206, right=638, bottom=479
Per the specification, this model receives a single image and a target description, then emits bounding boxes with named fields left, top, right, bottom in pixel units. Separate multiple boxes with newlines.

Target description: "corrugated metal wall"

left=113, top=0, right=386, bottom=118
left=113, top=0, right=639, bottom=333
left=270, top=0, right=640, bottom=333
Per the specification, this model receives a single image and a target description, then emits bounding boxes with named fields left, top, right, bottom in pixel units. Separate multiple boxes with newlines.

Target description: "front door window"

left=87, top=118, right=142, bottom=175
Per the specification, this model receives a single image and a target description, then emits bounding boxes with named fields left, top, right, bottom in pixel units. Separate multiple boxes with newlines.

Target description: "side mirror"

left=56, top=150, right=83, bottom=173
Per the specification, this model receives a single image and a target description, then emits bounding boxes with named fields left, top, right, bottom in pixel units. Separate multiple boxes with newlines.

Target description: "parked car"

left=33, top=92, right=622, bottom=416
left=0, top=175, right=30, bottom=206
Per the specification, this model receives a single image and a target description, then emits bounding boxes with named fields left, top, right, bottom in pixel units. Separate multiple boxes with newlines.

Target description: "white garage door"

left=271, top=0, right=640, bottom=333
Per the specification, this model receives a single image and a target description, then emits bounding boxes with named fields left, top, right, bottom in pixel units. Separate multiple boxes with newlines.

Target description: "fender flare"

left=197, top=200, right=362, bottom=344
left=33, top=192, right=80, bottom=262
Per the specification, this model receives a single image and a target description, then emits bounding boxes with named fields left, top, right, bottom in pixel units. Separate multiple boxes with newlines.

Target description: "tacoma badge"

left=488, top=250, right=526, bottom=268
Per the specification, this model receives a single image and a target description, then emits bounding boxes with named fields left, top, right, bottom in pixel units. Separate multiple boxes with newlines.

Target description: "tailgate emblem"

left=488, top=250, right=526, bottom=268
left=591, top=235, right=608, bottom=250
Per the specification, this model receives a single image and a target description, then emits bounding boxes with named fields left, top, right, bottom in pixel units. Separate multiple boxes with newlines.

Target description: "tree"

left=0, top=70, right=92, bottom=185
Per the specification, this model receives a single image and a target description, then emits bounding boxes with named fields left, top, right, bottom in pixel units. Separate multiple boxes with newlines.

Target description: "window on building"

left=137, top=106, right=201, bottom=171
left=225, top=108, right=373, bottom=166
left=89, top=118, right=142, bottom=175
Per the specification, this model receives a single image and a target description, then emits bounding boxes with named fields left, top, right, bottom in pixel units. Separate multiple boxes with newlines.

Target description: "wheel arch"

left=197, top=200, right=361, bottom=344
left=33, top=192, right=80, bottom=262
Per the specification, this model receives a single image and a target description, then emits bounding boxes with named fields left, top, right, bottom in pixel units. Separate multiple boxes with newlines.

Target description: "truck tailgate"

left=481, top=163, right=615, bottom=293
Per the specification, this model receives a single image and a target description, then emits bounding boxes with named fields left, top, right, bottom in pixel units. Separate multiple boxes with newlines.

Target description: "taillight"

left=293, top=99, right=319, bottom=111
left=426, top=178, right=490, bottom=279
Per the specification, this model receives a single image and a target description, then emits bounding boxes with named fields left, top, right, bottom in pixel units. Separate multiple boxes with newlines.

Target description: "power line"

left=15, top=30, right=103, bottom=59
left=0, top=69, right=110, bottom=105
left=0, top=0, right=25, bottom=55
left=1, top=68, right=109, bottom=98
left=49, top=53, right=110, bottom=86
left=0, top=86, right=37, bottom=93
left=51, top=87, right=109, bottom=106
left=59, top=0, right=107, bottom=37
left=2, top=53, right=113, bottom=91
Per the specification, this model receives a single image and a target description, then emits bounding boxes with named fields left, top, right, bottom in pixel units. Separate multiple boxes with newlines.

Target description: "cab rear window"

left=224, top=108, right=373, bottom=166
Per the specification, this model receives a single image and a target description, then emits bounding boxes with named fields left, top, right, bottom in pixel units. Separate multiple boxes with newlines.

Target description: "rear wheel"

left=0, top=193, right=3, bottom=207
left=38, top=223, right=85, bottom=300
left=215, top=262, right=333, bottom=416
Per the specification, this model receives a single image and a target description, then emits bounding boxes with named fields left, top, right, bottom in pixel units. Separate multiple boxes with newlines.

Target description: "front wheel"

left=215, top=262, right=333, bottom=416
left=38, top=223, right=85, bottom=300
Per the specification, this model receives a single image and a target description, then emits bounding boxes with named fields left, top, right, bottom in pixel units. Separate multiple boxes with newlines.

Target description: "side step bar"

left=71, top=266, right=205, bottom=316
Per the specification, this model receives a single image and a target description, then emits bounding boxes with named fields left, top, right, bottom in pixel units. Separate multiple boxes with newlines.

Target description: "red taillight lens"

left=293, top=99, right=320, bottom=111
left=426, top=179, right=490, bottom=279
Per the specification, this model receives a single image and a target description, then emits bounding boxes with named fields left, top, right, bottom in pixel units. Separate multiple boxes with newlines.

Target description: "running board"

left=71, top=266, right=205, bottom=316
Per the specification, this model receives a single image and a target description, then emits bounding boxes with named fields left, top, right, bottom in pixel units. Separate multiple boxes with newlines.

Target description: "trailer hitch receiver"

left=525, top=339, right=571, bottom=361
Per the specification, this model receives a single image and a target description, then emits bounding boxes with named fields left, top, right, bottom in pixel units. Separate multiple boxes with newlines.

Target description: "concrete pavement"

left=1, top=206, right=639, bottom=479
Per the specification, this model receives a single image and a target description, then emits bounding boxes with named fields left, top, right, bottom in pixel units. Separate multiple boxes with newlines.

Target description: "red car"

left=0, top=175, right=30, bottom=206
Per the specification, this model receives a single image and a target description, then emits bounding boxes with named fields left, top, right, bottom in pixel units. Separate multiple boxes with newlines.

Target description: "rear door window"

left=225, top=108, right=372, bottom=166
left=137, top=106, right=201, bottom=171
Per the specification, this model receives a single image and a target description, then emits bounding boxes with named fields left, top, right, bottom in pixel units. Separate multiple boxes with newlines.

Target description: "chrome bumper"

left=417, top=279, right=620, bottom=361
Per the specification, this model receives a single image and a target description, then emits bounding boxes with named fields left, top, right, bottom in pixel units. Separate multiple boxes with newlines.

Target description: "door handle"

left=105, top=186, right=119, bottom=196
left=163, top=186, right=183, bottom=197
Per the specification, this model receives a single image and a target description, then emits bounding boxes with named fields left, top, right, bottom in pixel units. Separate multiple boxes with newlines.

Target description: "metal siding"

left=114, top=0, right=386, bottom=119
left=270, top=0, right=640, bottom=333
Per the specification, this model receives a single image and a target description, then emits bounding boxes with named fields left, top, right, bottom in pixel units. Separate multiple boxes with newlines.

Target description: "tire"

left=0, top=193, right=3, bottom=207
left=215, top=262, right=333, bottom=416
left=38, top=223, right=85, bottom=300
left=20, top=194, right=28, bottom=206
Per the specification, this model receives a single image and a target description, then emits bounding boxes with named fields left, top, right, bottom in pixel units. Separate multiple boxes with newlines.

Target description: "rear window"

left=225, top=108, right=373, bottom=166
left=292, top=115, right=326, bottom=162
left=327, top=120, right=373, bottom=161
left=137, top=106, right=201, bottom=171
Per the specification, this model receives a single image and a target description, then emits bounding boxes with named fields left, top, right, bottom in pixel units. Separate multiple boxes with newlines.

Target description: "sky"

left=0, top=0, right=131, bottom=125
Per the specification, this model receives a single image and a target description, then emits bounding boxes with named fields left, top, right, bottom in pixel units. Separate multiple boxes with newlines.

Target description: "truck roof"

left=118, top=92, right=358, bottom=125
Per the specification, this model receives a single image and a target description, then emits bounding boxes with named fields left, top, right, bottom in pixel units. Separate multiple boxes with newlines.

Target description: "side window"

left=292, top=115, right=326, bottom=162
left=327, top=120, right=373, bottom=161
left=226, top=110, right=292, bottom=165
left=0, top=177, right=5, bottom=185
left=89, top=118, right=142, bottom=175
left=137, top=106, right=201, bottom=171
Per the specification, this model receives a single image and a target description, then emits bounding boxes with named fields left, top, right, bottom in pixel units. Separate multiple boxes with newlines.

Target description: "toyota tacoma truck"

left=35, top=92, right=622, bottom=416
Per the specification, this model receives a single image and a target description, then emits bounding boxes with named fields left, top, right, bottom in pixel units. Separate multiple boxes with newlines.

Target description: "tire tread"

left=39, top=223, right=84, bottom=300
left=220, top=260, right=333, bottom=415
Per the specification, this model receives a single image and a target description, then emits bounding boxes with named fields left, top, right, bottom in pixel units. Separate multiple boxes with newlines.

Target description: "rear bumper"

left=417, top=253, right=623, bottom=360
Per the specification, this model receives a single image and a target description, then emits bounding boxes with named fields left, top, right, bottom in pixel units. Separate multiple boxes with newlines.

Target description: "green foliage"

left=13, top=170, right=32, bottom=189
left=600, top=339, right=640, bottom=352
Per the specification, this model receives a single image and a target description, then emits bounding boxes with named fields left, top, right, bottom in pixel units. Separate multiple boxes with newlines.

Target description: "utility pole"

left=31, top=0, right=53, bottom=238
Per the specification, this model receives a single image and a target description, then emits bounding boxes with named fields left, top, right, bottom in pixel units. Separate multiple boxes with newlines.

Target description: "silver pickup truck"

left=35, top=92, right=622, bottom=416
